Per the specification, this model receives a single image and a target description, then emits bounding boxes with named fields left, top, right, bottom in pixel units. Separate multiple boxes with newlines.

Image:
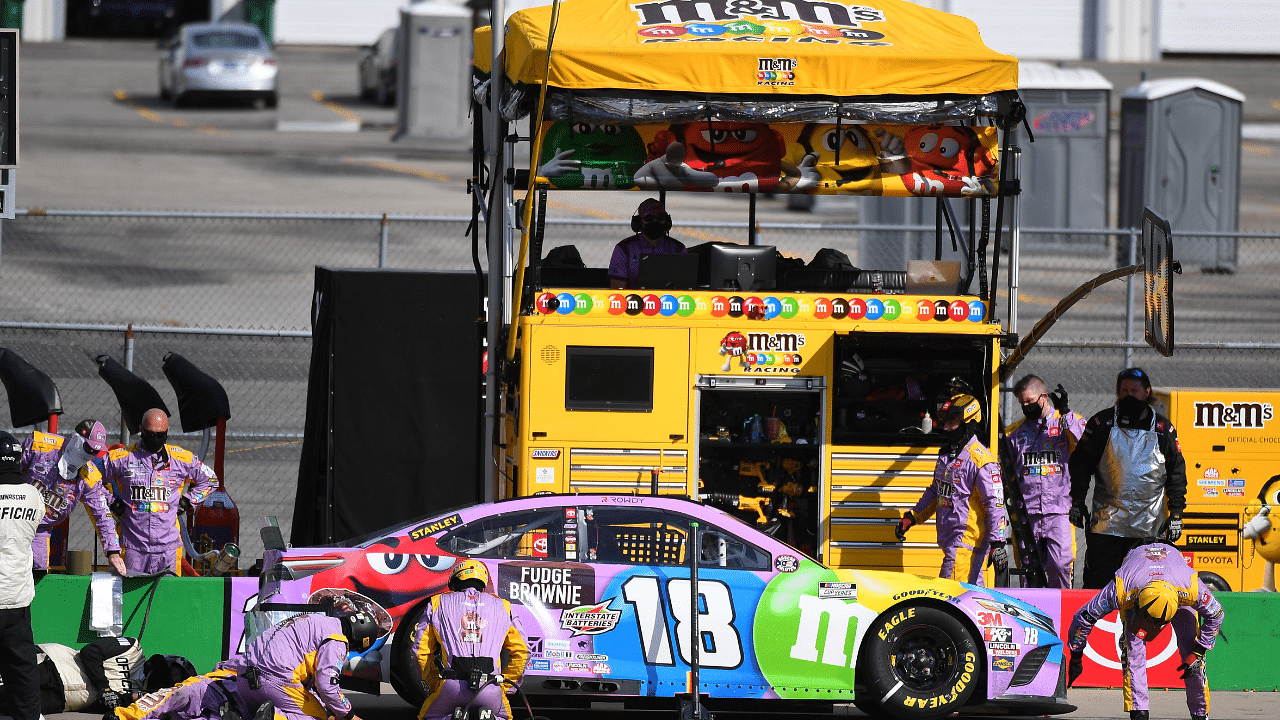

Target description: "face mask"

left=57, top=441, right=93, bottom=479
left=944, top=423, right=970, bottom=446
left=139, top=430, right=168, bottom=453
left=641, top=220, right=665, bottom=240
left=1116, top=395, right=1148, bottom=425
left=1021, top=401, right=1044, bottom=421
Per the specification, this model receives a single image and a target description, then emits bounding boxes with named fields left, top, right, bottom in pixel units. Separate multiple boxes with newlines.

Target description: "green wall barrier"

left=31, top=575, right=229, bottom=673
left=1207, top=592, right=1280, bottom=691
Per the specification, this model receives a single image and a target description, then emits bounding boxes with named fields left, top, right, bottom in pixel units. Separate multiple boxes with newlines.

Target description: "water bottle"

left=210, top=543, right=241, bottom=576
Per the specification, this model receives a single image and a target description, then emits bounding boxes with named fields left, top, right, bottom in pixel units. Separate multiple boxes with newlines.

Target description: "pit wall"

left=29, top=577, right=1279, bottom=691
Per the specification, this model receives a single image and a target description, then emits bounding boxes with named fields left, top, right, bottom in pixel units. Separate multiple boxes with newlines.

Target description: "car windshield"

left=191, top=32, right=262, bottom=49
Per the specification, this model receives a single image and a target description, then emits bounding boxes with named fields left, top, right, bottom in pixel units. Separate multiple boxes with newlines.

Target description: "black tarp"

left=292, top=268, right=484, bottom=546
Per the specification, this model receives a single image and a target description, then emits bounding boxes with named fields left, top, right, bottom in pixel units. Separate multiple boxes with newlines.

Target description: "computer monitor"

left=708, top=244, right=776, bottom=291
left=638, top=253, right=700, bottom=290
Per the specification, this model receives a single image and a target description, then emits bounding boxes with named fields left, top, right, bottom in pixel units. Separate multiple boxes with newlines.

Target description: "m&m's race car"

left=261, top=495, right=1071, bottom=719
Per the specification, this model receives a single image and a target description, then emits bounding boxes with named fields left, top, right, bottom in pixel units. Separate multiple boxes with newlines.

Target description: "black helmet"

left=0, top=431, right=21, bottom=476
left=340, top=611, right=379, bottom=652
left=143, top=654, right=196, bottom=691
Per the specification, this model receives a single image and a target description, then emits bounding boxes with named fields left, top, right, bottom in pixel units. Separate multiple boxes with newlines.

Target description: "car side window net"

left=439, top=510, right=565, bottom=561
left=583, top=507, right=769, bottom=569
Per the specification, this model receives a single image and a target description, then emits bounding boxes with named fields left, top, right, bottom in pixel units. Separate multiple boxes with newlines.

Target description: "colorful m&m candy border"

left=535, top=292, right=986, bottom=323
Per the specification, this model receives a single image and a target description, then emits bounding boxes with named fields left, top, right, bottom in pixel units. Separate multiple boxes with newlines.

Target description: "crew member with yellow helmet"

left=1065, top=542, right=1224, bottom=720
left=413, top=560, right=528, bottom=720
left=896, top=393, right=1009, bottom=584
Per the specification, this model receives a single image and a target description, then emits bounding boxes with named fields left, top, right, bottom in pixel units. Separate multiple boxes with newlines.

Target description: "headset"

left=631, top=202, right=672, bottom=234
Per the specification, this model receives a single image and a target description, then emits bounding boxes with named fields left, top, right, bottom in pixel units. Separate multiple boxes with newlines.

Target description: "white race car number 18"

left=621, top=575, right=744, bottom=669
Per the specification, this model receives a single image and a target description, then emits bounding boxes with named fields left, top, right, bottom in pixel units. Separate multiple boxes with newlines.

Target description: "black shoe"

left=1130, top=712, right=1149, bottom=720
left=1192, top=715, right=1208, bottom=720
left=218, top=701, right=243, bottom=720
left=252, top=702, right=275, bottom=720
left=103, top=710, right=120, bottom=720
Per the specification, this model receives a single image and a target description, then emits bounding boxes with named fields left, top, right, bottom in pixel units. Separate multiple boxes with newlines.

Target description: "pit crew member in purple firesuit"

left=1069, top=367, right=1188, bottom=589
left=896, top=394, right=1009, bottom=585
left=414, top=560, right=529, bottom=720
left=1066, top=542, right=1223, bottom=720
left=109, top=609, right=379, bottom=720
left=1002, top=375, right=1085, bottom=588
left=0, top=431, right=44, bottom=720
left=20, top=419, right=127, bottom=576
left=90, top=408, right=217, bottom=576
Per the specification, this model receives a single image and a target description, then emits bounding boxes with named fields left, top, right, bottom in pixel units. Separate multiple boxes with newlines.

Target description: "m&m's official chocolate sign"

left=535, top=292, right=986, bottom=323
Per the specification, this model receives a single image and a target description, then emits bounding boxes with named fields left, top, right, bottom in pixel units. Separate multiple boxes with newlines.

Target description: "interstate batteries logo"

left=629, top=0, right=891, bottom=46
left=561, top=599, right=623, bottom=636
left=535, top=292, right=985, bottom=323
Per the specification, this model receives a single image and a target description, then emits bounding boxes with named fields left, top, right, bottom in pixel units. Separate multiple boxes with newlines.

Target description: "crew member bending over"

left=1066, top=542, right=1223, bottom=720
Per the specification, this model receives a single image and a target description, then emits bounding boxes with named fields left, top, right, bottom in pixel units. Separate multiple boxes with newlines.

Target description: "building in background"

left=15, top=0, right=1280, bottom=53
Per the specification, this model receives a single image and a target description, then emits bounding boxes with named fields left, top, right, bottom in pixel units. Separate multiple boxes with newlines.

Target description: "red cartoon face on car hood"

left=291, top=536, right=457, bottom=621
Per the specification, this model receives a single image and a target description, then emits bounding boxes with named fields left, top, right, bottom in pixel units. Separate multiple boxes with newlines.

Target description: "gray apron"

left=1090, top=409, right=1167, bottom=537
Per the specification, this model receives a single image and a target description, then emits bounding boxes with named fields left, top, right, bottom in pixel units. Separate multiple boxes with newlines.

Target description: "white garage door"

left=945, top=0, right=1085, bottom=61
left=275, top=0, right=412, bottom=45
left=1160, top=0, right=1280, bottom=54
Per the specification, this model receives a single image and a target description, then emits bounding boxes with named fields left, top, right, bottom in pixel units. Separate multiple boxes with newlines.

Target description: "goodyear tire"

left=389, top=602, right=428, bottom=708
left=858, top=605, right=981, bottom=720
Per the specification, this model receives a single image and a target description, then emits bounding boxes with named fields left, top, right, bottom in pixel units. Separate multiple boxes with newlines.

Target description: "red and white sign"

left=1059, top=590, right=1186, bottom=689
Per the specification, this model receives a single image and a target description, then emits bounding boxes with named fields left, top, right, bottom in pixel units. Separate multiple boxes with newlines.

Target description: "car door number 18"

left=621, top=575, right=744, bottom=669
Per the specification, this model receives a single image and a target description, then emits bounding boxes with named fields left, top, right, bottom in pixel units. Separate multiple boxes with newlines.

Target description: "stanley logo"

left=1186, top=534, right=1227, bottom=546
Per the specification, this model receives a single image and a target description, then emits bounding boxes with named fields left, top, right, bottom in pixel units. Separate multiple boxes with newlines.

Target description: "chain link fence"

left=0, top=210, right=1276, bottom=566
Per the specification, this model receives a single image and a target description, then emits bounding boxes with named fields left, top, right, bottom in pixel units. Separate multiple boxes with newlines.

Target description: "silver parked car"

left=159, top=22, right=277, bottom=108
left=358, top=27, right=398, bottom=107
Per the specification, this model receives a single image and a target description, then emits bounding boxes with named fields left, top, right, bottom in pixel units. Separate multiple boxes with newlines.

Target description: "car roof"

left=182, top=22, right=265, bottom=37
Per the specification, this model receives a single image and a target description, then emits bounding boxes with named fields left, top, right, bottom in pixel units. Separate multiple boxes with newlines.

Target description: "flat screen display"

left=565, top=346, right=654, bottom=411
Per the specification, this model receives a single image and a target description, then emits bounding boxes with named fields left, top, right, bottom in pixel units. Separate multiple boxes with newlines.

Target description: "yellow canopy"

left=475, top=0, right=1017, bottom=98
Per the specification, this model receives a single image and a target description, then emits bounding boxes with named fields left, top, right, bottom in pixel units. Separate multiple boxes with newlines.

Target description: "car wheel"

left=264, top=92, right=278, bottom=109
left=389, top=601, right=429, bottom=708
left=1197, top=571, right=1231, bottom=592
left=858, top=605, right=981, bottom=720
left=159, top=84, right=170, bottom=101
left=375, top=77, right=391, bottom=107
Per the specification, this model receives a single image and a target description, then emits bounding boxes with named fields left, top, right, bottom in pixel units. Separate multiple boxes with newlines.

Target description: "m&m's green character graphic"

left=538, top=121, right=646, bottom=189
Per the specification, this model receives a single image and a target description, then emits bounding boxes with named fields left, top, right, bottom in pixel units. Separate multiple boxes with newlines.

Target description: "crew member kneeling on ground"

left=414, top=560, right=529, bottom=720
left=1066, top=542, right=1222, bottom=720
left=896, top=394, right=1009, bottom=584
left=110, top=608, right=378, bottom=720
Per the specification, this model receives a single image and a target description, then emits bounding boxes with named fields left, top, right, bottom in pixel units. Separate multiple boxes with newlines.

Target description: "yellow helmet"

left=1136, top=580, right=1180, bottom=624
left=449, top=559, right=490, bottom=591
left=940, top=393, right=983, bottom=425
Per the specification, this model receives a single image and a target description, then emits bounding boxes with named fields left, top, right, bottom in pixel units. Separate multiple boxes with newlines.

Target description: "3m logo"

left=1193, top=401, right=1273, bottom=429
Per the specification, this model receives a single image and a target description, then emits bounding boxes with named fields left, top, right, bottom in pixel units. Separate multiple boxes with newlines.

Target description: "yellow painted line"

left=310, top=90, right=363, bottom=124
left=545, top=199, right=616, bottom=220
left=348, top=158, right=450, bottom=182
left=1271, top=99, right=1280, bottom=112
left=114, top=88, right=230, bottom=134
left=227, top=440, right=301, bottom=454
left=1244, top=142, right=1273, bottom=157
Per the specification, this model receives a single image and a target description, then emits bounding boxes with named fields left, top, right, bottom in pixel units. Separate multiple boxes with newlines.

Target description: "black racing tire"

left=389, top=601, right=429, bottom=708
left=858, top=605, right=981, bottom=720
left=1197, top=571, right=1231, bottom=592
